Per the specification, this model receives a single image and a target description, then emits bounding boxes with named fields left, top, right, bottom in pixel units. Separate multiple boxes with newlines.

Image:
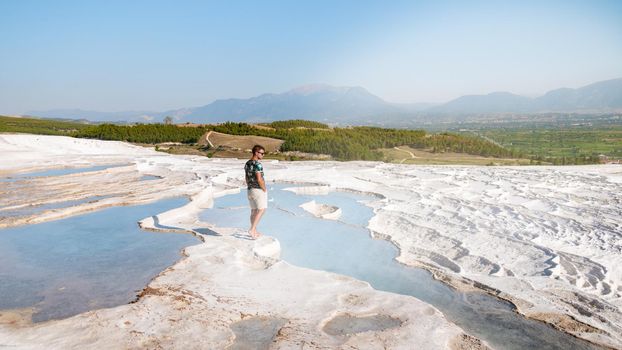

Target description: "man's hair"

left=252, top=145, right=265, bottom=154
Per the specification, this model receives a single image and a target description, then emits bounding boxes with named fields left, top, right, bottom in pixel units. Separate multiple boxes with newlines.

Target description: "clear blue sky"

left=1, top=0, right=621, bottom=114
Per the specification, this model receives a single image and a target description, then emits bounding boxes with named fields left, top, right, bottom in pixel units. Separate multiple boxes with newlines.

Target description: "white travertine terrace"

left=1, top=134, right=621, bottom=349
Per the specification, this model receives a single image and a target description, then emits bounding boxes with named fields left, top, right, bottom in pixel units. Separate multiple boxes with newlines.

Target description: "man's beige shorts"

left=247, top=188, right=268, bottom=210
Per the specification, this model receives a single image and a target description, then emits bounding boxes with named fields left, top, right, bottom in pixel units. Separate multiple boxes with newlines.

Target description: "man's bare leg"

left=249, top=209, right=257, bottom=237
left=249, top=208, right=265, bottom=239
left=250, top=209, right=257, bottom=227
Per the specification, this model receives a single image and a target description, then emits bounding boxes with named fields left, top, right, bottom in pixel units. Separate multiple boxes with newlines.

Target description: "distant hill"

left=533, top=78, right=622, bottom=111
left=429, top=92, right=532, bottom=114
left=431, top=78, right=622, bottom=114
left=24, top=109, right=161, bottom=123
left=167, top=84, right=400, bottom=124
left=24, top=78, right=622, bottom=125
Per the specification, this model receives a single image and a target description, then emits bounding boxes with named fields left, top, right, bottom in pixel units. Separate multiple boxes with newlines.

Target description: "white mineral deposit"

left=1, top=134, right=620, bottom=349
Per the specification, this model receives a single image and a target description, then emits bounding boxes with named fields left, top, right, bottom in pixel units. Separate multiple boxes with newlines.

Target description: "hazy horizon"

left=1, top=0, right=621, bottom=114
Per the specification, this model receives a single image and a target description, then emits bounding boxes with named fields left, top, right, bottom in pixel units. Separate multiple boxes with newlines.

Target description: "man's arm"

left=255, top=171, right=266, bottom=192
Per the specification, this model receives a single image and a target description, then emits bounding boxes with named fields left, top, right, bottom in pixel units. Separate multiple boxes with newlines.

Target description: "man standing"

left=245, top=145, right=267, bottom=239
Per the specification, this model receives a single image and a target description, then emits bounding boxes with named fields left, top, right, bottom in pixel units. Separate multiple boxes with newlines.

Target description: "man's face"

left=255, top=149, right=265, bottom=158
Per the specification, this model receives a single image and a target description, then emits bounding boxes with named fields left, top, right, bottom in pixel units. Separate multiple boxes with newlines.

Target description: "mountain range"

left=432, top=78, right=622, bottom=114
left=25, top=78, right=622, bottom=125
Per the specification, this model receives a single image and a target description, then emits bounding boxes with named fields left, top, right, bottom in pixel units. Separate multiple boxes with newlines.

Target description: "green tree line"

left=211, top=122, right=515, bottom=161
left=266, top=120, right=330, bottom=129
left=211, top=122, right=427, bottom=160
left=73, top=123, right=208, bottom=143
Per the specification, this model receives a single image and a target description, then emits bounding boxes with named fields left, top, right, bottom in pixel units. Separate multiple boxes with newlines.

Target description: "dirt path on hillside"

left=205, top=131, right=215, bottom=148
left=394, top=147, right=418, bottom=163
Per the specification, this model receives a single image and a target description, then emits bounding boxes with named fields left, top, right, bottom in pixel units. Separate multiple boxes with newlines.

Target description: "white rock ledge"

left=300, top=200, right=342, bottom=220
left=252, top=236, right=281, bottom=265
left=283, top=185, right=330, bottom=195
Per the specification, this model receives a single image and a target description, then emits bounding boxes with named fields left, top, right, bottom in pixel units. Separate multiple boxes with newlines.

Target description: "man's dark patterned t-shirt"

left=245, top=160, right=264, bottom=189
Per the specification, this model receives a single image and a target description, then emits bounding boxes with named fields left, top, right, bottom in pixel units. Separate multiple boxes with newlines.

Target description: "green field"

left=0, top=115, right=92, bottom=135
left=380, top=145, right=532, bottom=166
left=456, top=126, right=621, bottom=164
left=445, top=115, right=622, bottom=164
left=479, top=127, right=621, bottom=158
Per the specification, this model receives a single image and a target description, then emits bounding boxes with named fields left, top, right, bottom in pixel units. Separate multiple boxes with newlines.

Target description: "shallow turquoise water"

left=139, top=175, right=162, bottom=181
left=0, top=195, right=114, bottom=217
left=0, top=197, right=199, bottom=322
left=200, top=184, right=600, bottom=350
left=0, top=164, right=130, bottom=182
left=0, top=165, right=156, bottom=219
